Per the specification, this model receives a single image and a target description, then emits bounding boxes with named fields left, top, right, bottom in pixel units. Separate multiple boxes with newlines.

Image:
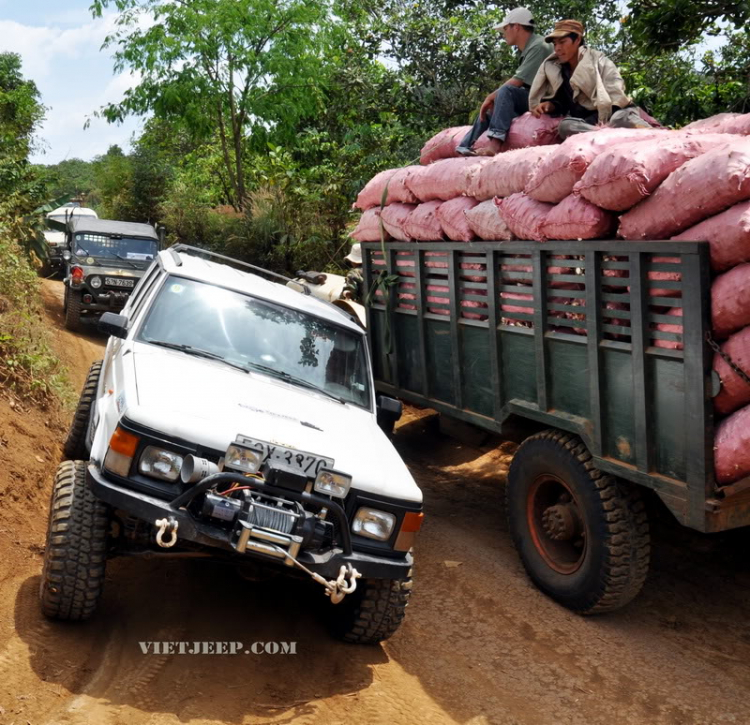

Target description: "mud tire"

left=507, top=429, right=650, bottom=614
left=63, top=360, right=102, bottom=460
left=40, top=460, right=110, bottom=621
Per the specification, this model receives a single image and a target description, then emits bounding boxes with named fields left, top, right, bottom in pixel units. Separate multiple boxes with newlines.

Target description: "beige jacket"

left=528, top=47, right=630, bottom=123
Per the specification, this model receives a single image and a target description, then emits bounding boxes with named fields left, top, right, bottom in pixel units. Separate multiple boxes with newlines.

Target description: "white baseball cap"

left=494, top=7, right=535, bottom=30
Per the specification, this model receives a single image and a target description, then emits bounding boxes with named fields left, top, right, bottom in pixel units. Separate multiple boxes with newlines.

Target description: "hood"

left=124, top=343, right=421, bottom=503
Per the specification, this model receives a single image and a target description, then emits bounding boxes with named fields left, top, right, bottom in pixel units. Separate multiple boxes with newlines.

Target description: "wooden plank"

left=414, top=247, right=429, bottom=399
left=629, top=253, right=652, bottom=472
left=585, top=250, right=604, bottom=456
left=448, top=249, right=463, bottom=409
left=532, top=249, right=548, bottom=411
left=486, top=249, right=503, bottom=418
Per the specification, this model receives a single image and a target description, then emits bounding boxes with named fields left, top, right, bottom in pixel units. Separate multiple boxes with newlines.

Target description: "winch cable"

left=266, top=543, right=361, bottom=604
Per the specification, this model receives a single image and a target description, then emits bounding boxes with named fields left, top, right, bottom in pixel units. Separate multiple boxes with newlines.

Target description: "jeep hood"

left=124, top=345, right=421, bottom=503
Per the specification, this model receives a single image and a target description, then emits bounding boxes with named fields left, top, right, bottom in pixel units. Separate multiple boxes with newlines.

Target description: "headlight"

left=89, top=276, right=102, bottom=289
left=138, top=446, right=183, bottom=482
left=314, top=469, right=351, bottom=498
left=352, top=507, right=396, bottom=541
left=224, top=443, right=264, bottom=474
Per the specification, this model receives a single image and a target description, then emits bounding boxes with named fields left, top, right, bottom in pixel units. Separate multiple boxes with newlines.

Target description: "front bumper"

left=87, top=464, right=412, bottom=579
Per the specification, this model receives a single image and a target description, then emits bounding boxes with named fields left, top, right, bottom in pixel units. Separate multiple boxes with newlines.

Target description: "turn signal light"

left=109, top=426, right=140, bottom=456
left=394, top=511, right=424, bottom=552
left=71, top=266, right=84, bottom=285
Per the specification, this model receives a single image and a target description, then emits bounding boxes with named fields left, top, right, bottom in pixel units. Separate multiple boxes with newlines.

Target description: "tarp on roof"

left=46, top=206, right=98, bottom=231
left=69, top=217, right=159, bottom=240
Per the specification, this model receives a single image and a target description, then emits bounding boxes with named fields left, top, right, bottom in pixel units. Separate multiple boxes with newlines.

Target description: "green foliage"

left=628, top=0, right=749, bottom=52
left=42, top=158, right=97, bottom=199
left=0, top=226, right=73, bottom=407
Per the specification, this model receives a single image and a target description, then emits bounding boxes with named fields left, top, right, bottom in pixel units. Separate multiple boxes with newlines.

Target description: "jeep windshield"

left=137, top=276, right=372, bottom=409
left=72, top=232, right=157, bottom=262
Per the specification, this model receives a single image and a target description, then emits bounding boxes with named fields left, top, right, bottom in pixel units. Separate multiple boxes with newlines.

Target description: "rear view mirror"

left=377, top=396, right=403, bottom=419
left=98, top=312, right=129, bottom=339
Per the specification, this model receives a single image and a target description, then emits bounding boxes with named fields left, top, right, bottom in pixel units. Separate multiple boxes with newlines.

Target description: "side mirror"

left=98, top=312, right=129, bottom=339
left=377, top=395, right=402, bottom=419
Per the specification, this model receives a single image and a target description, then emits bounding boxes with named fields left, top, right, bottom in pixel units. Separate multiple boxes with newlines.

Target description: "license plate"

left=105, top=277, right=135, bottom=288
left=236, top=436, right=333, bottom=476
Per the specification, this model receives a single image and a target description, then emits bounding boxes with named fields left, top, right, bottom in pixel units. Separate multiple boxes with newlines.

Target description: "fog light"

left=83, top=294, right=93, bottom=303
left=314, top=469, right=351, bottom=499
left=352, top=508, right=396, bottom=541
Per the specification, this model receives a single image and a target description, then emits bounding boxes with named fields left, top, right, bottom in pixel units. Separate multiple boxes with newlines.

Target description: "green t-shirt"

left=513, top=34, right=552, bottom=86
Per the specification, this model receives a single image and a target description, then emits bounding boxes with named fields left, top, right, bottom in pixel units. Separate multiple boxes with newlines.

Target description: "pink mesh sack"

left=469, top=146, right=556, bottom=200
left=713, top=326, right=750, bottom=415
left=714, top=404, right=750, bottom=484
left=495, top=193, right=554, bottom=242
left=436, top=197, right=478, bottom=241
left=350, top=208, right=389, bottom=242
left=380, top=203, right=417, bottom=242
left=652, top=307, right=683, bottom=349
left=403, top=201, right=444, bottom=241
left=576, top=133, right=731, bottom=211
left=504, top=112, right=562, bottom=150
left=540, top=194, right=614, bottom=240
left=619, top=138, right=750, bottom=240
left=525, top=128, right=667, bottom=203
left=712, top=263, right=750, bottom=339
left=721, top=114, right=750, bottom=135
left=353, top=167, right=419, bottom=210
left=464, top=199, right=514, bottom=240
left=682, top=113, right=741, bottom=133
left=407, top=157, right=487, bottom=202
left=672, top=200, right=750, bottom=272
left=420, top=126, right=471, bottom=165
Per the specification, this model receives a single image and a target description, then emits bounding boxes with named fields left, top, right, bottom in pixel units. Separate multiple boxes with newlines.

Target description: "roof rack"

left=169, top=244, right=309, bottom=294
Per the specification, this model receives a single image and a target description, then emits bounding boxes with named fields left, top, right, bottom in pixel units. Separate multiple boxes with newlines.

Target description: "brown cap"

left=545, top=19, right=584, bottom=42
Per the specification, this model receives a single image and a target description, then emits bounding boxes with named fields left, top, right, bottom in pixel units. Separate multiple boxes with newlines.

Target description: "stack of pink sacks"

left=351, top=113, right=750, bottom=484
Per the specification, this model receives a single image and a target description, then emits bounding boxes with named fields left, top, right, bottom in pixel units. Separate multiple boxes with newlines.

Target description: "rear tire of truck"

left=327, top=570, right=413, bottom=644
left=507, top=429, right=650, bottom=614
left=63, top=360, right=102, bottom=460
left=40, top=460, right=110, bottom=621
left=64, top=287, right=84, bottom=333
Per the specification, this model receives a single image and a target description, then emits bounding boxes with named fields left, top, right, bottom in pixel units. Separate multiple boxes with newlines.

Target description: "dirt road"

left=0, top=279, right=749, bottom=725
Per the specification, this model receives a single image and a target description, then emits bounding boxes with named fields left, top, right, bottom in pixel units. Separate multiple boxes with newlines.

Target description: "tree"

left=0, top=52, right=46, bottom=219
left=92, top=0, right=336, bottom=211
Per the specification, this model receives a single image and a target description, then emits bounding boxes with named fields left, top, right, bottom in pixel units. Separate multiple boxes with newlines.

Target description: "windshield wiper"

left=145, top=340, right=251, bottom=374
left=114, top=254, right=139, bottom=269
left=245, top=362, right=346, bottom=404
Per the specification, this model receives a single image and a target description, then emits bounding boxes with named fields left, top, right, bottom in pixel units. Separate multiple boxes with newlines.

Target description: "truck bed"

left=363, top=240, right=750, bottom=533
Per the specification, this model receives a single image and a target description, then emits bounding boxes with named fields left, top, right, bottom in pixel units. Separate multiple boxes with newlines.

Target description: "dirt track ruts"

left=0, top=278, right=748, bottom=725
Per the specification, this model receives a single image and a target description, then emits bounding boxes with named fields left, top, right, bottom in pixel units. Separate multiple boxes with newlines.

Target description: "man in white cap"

left=456, top=7, right=551, bottom=156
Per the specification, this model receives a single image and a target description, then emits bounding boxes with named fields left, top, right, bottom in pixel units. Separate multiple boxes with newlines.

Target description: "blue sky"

left=0, top=1, right=142, bottom=164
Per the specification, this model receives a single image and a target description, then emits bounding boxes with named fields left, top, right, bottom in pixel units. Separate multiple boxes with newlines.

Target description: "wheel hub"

left=541, top=503, right=578, bottom=541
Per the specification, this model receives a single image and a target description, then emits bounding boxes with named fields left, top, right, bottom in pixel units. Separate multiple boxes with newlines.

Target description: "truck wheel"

left=327, top=569, right=413, bottom=644
left=64, top=287, right=84, bottom=332
left=40, top=460, right=110, bottom=621
left=507, top=429, right=649, bottom=614
left=63, top=360, right=102, bottom=460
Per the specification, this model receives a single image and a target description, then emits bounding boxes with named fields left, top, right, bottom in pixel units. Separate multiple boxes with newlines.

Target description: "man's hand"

left=531, top=101, right=554, bottom=118
left=479, top=90, right=498, bottom=121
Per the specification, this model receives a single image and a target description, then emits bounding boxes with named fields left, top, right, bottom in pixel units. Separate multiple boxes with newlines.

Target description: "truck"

left=61, top=217, right=160, bottom=332
left=362, top=239, right=750, bottom=614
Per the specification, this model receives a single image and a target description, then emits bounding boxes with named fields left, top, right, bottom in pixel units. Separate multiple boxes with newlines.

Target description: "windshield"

left=136, top=276, right=371, bottom=408
left=73, top=232, right=157, bottom=261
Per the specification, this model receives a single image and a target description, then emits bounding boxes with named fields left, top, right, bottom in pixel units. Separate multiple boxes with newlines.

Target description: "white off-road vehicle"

left=41, top=245, right=422, bottom=644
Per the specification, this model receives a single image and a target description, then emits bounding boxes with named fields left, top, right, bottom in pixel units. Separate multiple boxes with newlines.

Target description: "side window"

left=127, top=267, right=164, bottom=321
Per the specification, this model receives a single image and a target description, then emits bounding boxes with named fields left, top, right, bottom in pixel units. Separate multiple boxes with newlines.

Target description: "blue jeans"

left=460, top=85, right=530, bottom=149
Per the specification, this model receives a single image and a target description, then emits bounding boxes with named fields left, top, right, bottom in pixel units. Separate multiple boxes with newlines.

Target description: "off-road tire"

left=507, top=429, right=650, bottom=614
left=63, top=360, right=102, bottom=460
left=40, top=460, right=110, bottom=621
left=328, top=570, right=413, bottom=644
left=64, top=286, right=84, bottom=333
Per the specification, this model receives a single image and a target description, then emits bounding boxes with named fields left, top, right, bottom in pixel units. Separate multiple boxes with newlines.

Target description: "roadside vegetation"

left=0, top=53, right=72, bottom=407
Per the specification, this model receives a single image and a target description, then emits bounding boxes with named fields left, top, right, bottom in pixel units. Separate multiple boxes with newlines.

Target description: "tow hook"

left=155, top=517, right=179, bottom=548
left=267, top=544, right=361, bottom=603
